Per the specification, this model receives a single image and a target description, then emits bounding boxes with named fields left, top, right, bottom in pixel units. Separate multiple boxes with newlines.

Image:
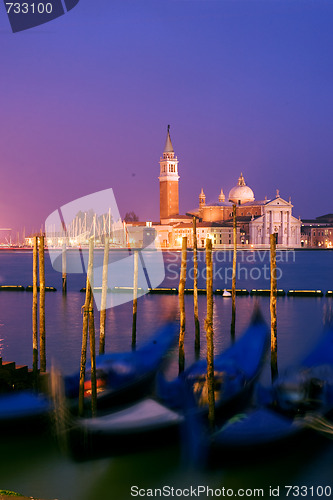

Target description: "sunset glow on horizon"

left=0, top=0, right=332, bottom=236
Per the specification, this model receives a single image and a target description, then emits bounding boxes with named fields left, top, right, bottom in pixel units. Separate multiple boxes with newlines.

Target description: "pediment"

left=265, top=197, right=291, bottom=207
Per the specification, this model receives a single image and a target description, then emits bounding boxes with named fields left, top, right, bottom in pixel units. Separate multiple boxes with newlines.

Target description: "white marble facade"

left=249, top=197, right=301, bottom=247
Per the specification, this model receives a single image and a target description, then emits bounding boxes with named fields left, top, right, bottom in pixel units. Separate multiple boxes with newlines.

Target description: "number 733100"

left=6, top=3, right=53, bottom=14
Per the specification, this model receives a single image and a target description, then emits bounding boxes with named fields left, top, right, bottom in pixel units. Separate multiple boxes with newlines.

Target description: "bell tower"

left=159, top=125, right=179, bottom=221
left=199, top=188, right=206, bottom=207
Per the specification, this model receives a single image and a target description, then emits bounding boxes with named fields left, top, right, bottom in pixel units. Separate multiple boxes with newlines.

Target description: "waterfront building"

left=154, top=128, right=302, bottom=248
left=170, top=221, right=241, bottom=248
left=188, top=173, right=301, bottom=247
left=301, top=214, right=333, bottom=247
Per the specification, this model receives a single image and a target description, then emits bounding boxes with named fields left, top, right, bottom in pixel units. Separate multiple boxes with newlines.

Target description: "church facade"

left=249, top=197, right=301, bottom=247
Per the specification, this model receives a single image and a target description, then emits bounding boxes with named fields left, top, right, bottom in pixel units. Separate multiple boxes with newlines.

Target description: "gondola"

left=65, top=311, right=269, bottom=460
left=206, top=325, right=333, bottom=463
left=0, top=390, right=52, bottom=431
left=157, top=310, right=269, bottom=419
left=64, top=320, right=178, bottom=409
left=0, top=322, right=178, bottom=431
left=66, top=397, right=185, bottom=460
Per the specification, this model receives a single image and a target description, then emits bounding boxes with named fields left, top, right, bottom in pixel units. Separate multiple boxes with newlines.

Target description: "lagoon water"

left=0, top=250, right=333, bottom=500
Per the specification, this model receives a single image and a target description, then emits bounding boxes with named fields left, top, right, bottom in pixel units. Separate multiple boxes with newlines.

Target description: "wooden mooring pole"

left=62, top=242, right=67, bottom=294
left=231, top=204, right=237, bottom=340
left=205, top=237, right=215, bottom=429
left=99, top=236, right=109, bottom=355
left=132, top=250, right=139, bottom=350
left=32, top=236, right=38, bottom=377
left=270, top=233, right=278, bottom=381
left=89, top=291, right=97, bottom=417
left=39, top=235, right=46, bottom=373
left=79, top=237, right=95, bottom=417
left=179, top=236, right=187, bottom=373
left=193, top=217, right=200, bottom=356
left=88, top=237, right=97, bottom=417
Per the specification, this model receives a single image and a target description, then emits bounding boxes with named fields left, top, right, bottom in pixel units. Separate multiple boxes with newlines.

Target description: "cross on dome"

left=229, top=173, right=255, bottom=204
left=238, top=173, right=246, bottom=186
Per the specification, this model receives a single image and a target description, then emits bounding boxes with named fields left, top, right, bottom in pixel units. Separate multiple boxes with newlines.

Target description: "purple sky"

left=0, top=0, right=333, bottom=236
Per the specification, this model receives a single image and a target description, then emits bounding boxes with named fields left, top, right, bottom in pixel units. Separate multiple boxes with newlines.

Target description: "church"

left=156, top=127, right=301, bottom=248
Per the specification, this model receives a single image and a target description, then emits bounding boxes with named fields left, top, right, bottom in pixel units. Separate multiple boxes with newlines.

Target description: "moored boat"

left=206, top=325, right=333, bottom=463
left=64, top=311, right=269, bottom=460
left=64, top=321, right=178, bottom=410
left=157, top=310, right=269, bottom=419
left=0, top=322, right=178, bottom=431
left=0, top=390, right=52, bottom=431
left=67, top=398, right=185, bottom=460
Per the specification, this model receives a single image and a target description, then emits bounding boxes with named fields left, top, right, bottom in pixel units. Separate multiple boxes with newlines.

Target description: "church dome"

left=228, top=173, right=255, bottom=204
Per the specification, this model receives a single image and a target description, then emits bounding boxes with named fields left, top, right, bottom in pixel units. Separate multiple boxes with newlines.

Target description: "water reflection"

left=0, top=290, right=329, bottom=379
left=0, top=425, right=332, bottom=500
left=0, top=251, right=333, bottom=499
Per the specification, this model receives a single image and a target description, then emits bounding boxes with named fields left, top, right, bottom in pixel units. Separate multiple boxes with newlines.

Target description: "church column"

left=287, top=210, right=291, bottom=245
left=287, top=211, right=290, bottom=246
left=281, top=210, right=284, bottom=246
left=263, top=209, right=267, bottom=245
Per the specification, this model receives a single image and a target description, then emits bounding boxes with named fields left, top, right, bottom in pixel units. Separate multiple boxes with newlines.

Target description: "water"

left=162, top=249, right=333, bottom=292
left=0, top=250, right=333, bottom=500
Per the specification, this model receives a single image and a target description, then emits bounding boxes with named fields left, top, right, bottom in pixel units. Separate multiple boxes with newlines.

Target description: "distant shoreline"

left=0, top=246, right=332, bottom=252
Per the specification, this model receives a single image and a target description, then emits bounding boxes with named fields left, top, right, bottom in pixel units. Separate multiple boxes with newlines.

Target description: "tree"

left=124, top=211, right=139, bottom=222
